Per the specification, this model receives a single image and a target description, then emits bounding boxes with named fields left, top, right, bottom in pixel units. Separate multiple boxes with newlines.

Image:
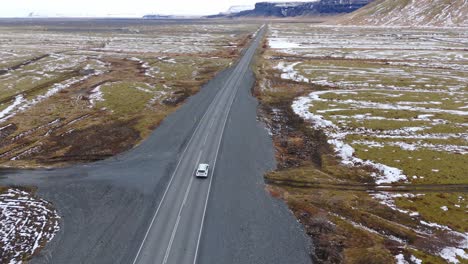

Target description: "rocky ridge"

left=233, top=0, right=374, bottom=17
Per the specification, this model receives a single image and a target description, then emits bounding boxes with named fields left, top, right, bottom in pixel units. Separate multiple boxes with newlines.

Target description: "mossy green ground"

left=301, top=84, right=467, bottom=186
left=396, top=193, right=467, bottom=232
left=97, top=82, right=160, bottom=116
left=145, top=56, right=232, bottom=82
left=262, top=24, right=468, bottom=263
left=298, top=63, right=468, bottom=230
left=0, top=22, right=258, bottom=168
left=355, top=146, right=467, bottom=184
left=296, top=60, right=467, bottom=91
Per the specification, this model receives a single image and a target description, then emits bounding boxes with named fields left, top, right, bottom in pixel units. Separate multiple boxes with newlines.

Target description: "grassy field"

left=0, top=19, right=260, bottom=263
left=256, top=23, right=467, bottom=264
left=0, top=19, right=259, bottom=167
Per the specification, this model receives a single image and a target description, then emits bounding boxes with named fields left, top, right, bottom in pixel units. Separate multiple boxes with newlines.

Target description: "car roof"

left=198, top=163, right=209, bottom=170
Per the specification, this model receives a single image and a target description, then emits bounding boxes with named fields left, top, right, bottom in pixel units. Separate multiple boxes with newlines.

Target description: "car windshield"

left=198, top=170, right=206, bottom=173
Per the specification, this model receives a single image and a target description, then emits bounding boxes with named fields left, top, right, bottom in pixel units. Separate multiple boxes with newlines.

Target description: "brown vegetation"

left=0, top=22, right=255, bottom=168
left=254, top=37, right=464, bottom=263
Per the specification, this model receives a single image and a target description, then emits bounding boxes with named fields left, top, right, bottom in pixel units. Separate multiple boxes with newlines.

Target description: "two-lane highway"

left=132, top=25, right=266, bottom=264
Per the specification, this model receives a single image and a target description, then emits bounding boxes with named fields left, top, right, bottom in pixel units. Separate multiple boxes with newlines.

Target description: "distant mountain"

left=231, top=0, right=374, bottom=17
left=336, top=0, right=468, bottom=27
left=205, top=5, right=254, bottom=18
left=142, top=14, right=202, bottom=19
left=143, top=14, right=172, bottom=19
left=222, top=5, right=255, bottom=15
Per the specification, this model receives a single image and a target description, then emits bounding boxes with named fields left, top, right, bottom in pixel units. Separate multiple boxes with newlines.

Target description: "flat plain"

left=1, top=18, right=467, bottom=264
left=257, top=23, right=467, bottom=264
left=0, top=19, right=260, bottom=263
left=0, top=19, right=257, bottom=168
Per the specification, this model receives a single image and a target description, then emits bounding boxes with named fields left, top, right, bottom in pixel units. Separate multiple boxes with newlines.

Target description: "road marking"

left=203, top=130, right=210, bottom=146
left=162, top=152, right=200, bottom=264
left=131, top=65, right=234, bottom=264
left=203, top=119, right=215, bottom=146
left=192, top=26, right=266, bottom=264
left=208, top=118, right=215, bottom=130
left=132, top=25, right=264, bottom=264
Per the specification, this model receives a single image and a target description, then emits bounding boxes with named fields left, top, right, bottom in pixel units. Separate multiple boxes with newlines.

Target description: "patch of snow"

left=440, top=206, right=448, bottom=211
left=274, top=62, right=309, bottom=83
left=418, top=114, right=434, bottom=119
left=1, top=69, right=100, bottom=123
left=268, top=38, right=300, bottom=50
left=385, top=142, right=467, bottom=154
left=410, top=255, right=422, bottom=264
left=0, top=189, right=60, bottom=263
left=0, top=95, right=25, bottom=123
left=292, top=91, right=408, bottom=184
left=420, top=220, right=451, bottom=231
left=371, top=192, right=423, bottom=216
left=134, top=86, right=153, bottom=93
left=89, top=85, right=104, bottom=107
left=395, top=254, right=408, bottom=264
left=158, top=56, right=177, bottom=64
left=335, top=213, right=406, bottom=243
left=440, top=247, right=468, bottom=264
left=0, top=124, right=14, bottom=131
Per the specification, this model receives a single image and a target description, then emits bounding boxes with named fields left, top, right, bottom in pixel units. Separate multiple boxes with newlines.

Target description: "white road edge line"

left=132, top=25, right=263, bottom=264
left=192, top=69, right=243, bottom=264
left=203, top=130, right=210, bottom=146
left=192, top=25, right=265, bottom=264
left=208, top=118, right=215, bottom=130
left=162, top=151, right=201, bottom=264
left=131, top=63, right=235, bottom=264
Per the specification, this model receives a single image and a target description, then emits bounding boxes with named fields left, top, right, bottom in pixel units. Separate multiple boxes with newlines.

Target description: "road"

left=0, top=23, right=311, bottom=264
left=132, top=25, right=267, bottom=264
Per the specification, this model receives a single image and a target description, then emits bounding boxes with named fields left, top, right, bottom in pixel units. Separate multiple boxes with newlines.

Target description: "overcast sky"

left=1, top=0, right=311, bottom=17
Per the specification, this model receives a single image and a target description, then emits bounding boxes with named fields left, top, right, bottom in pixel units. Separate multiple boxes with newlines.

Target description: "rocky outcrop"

left=234, top=0, right=374, bottom=17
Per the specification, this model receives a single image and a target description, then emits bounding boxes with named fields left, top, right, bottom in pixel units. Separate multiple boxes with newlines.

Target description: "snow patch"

left=440, top=247, right=468, bottom=264
left=0, top=95, right=25, bottom=123
left=89, top=85, right=105, bottom=107
left=0, top=189, right=60, bottom=263
left=395, top=254, right=408, bottom=264
left=292, top=91, right=408, bottom=184
left=410, top=255, right=422, bottom=264
left=275, top=62, right=309, bottom=83
left=268, top=38, right=300, bottom=50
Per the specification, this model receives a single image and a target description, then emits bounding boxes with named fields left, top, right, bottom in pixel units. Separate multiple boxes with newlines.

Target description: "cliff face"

left=235, top=0, right=374, bottom=17
left=336, top=0, right=468, bottom=27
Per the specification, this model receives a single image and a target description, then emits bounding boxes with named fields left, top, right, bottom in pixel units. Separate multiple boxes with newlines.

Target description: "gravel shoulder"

left=198, top=68, right=312, bottom=264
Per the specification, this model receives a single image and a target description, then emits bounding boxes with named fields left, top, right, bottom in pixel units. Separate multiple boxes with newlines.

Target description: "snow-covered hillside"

left=222, top=5, right=254, bottom=14
left=337, top=0, right=468, bottom=27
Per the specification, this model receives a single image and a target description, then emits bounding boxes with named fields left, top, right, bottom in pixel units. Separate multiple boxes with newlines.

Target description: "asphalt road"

left=132, top=25, right=268, bottom=264
left=0, top=24, right=311, bottom=264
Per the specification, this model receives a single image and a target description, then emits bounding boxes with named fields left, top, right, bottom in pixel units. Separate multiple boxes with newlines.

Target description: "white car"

left=195, top=163, right=209, bottom=178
